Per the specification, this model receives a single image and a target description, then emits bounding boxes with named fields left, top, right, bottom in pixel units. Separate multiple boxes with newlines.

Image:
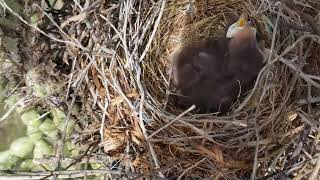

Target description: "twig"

left=83, top=141, right=99, bottom=180
left=34, top=156, right=105, bottom=167
left=298, top=113, right=320, bottom=129
left=272, top=34, right=320, bottom=63
left=308, top=156, right=320, bottom=180
left=267, top=2, right=282, bottom=63
left=0, top=170, right=142, bottom=180
left=139, top=0, right=166, bottom=62
left=65, top=56, right=77, bottom=100
left=53, top=64, right=88, bottom=179
left=251, top=107, right=261, bottom=180
left=282, top=0, right=320, bottom=35
left=64, top=141, right=98, bottom=170
left=285, top=123, right=311, bottom=169
left=120, top=0, right=131, bottom=69
left=0, top=96, right=26, bottom=122
left=99, top=15, right=130, bottom=69
left=177, top=158, right=206, bottom=180
left=178, top=120, right=222, bottom=145
left=99, top=97, right=109, bottom=153
left=279, top=58, right=320, bottom=89
left=300, top=13, right=320, bottom=35
left=148, top=105, right=196, bottom=139
left=135, top=63, right=165, bottom=178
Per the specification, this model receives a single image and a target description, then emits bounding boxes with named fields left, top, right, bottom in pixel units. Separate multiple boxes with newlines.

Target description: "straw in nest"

left=1, top=0, right=320, bottom=179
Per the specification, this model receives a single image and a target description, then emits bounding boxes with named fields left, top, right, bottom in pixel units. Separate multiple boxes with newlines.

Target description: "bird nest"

left=4, top=0, right=320, bottom=179
left=138, top=1, right=319, bottom=178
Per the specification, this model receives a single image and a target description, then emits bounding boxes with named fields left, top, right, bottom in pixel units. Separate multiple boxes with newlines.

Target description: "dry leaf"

left=196, top=145, right=224, bottom=165
left=132, top=156, right=150, bottom=173
left=111, top=92, right=139, bottom=106
left=90, top=66, right=106, bottom=99
left=103, top=129, right=125, bottom=154
left=61, top=13, right=87, bottom=28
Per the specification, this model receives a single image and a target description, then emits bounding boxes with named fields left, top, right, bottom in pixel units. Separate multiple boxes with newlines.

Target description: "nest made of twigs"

left=4, top=0, right=320, bottom=179
left=133, top=0, right=320, bottom=179
left=142, top=0, right=287, bottom=178
left=79, top=0, right=320, bottom=179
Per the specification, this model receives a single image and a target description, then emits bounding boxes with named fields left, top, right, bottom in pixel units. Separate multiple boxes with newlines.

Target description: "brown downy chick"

left=170, top=39, right=233, bottom=113
left=170, top=14, right=264, bottom=114
left=227, top=20, right=264, bottom=95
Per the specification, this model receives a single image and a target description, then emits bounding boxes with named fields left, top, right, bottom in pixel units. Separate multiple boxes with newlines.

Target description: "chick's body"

left=170, top=17, right=264, bottom=113
left=172, top=38, right=231, bottom=112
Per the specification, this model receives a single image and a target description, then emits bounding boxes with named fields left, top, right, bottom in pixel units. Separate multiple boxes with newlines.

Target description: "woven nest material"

left=143, top=0, right=280, bottom=177
left=140, top=1, right=319, bottom=178
left=76, top=0, right=319, bottom=179
left=146, top=0, right=270, bottom=111
left=4, top=0, right=320, bottom=179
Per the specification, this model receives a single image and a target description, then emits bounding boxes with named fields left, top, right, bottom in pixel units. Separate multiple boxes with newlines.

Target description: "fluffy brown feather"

left=170, top=22, right=264, bottom=113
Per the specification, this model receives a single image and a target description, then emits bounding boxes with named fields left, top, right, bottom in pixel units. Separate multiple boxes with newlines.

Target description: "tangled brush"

left=1, top=0, right=320, bottom=179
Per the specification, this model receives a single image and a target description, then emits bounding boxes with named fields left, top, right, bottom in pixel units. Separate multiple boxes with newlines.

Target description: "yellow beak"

left=237, top=14, right=247, bottom=27
left=226, top=13, right=255, bottom=38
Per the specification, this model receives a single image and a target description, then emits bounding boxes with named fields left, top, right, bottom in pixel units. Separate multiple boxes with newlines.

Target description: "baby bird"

left=170, top=14, right=264, bottom=113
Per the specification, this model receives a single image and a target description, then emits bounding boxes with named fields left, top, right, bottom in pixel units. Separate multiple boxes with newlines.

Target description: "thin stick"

left=65, top=56, right=77, bottom=99
left=251, top=108, right=261, bottom=180
left=0, top=96, right=26, bottom=122
left=177, top=158, right=206, bottom=180
left=267, top=2, right=282, bottom=63
left=272, top=34, right=320, bottom=63
left=147, top=105, right=196, bottom=139
left=99, top=97, right=109, bottom=151
left=308, top=152, right=320, bottom=180
left=136, top=64, right=165, bottom=178
left=139, top=0, right=166, bottom=62
left=0, top=169, right=142, bottom=180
